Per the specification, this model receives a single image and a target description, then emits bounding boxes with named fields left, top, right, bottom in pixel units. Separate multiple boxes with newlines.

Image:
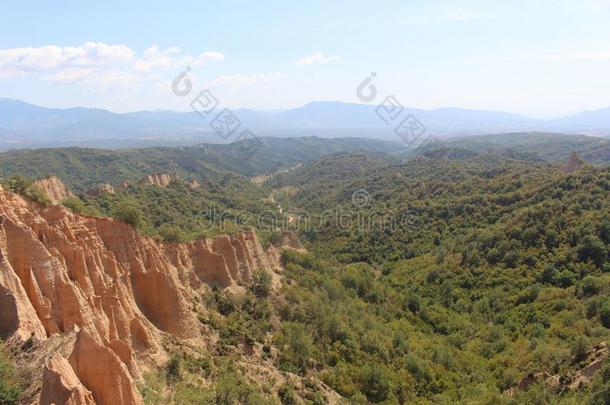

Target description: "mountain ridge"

left=2, top=98, right=610, bottom=150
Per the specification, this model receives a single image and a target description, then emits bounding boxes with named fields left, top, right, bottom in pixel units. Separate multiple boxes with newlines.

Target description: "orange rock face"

left=87, top=183, right=115, bottom=197
left=41, top=354, right=96, bottom=405
left=139, top=173, right=178, bottom=187
left=33, top=175, right=74, bottom=205
left=188, top=179, right=201, bottom=190
left=0, top=188, right=279, bottom=405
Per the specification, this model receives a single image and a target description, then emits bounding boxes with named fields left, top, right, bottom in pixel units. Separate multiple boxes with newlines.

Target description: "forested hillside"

left=265, top=155, right=610, bottom=402
left=0, top=137, right=402, bottom=191
left=2, top=138, right=610, bottom=403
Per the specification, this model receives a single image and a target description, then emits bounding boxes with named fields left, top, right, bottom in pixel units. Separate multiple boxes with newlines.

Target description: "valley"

left=0, top=134, right=609, bottom=403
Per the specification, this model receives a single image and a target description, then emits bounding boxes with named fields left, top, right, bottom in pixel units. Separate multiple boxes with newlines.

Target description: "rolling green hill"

left=0, top=136, right=403, bottom=192
left=416, top=132, right=610, bottom=163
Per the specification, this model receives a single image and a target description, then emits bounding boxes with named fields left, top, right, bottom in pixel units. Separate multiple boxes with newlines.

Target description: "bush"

left=62, top=197, right=98, bottom=216
left=276, top=323, right=315, bottom=375
left=578, top=235, right=607, bottom=267
left=359, top=364, right=391, bottom=403
left=278, top=384, right=298, bottom=405
left=0, top=344, right=22, bottom=404
left=600, top=303, right=610, bottom=328
left=581, top=276, right=601, bottom=296
left=571, top=337, right=589, bottom=363
left=165, top=354, right=182, bottom=384
left=158, top=224, right=186, bottom=243
left=405, top=292, right=422, bottom=313
left=111, top=201, right=143, bottom=228
left=556, top=270, right=576, bottom=288
left=249, top=270, right=272, bottom=298
left=215, top=369, right=261, bottom=404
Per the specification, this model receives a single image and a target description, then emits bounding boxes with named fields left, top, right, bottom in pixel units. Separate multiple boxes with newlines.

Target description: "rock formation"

left=0, top=187, right=280, bottom=404
left=33, top=175, right=74, bottom=205
left=275, top=231, right=306, bottom=252
left=506, top=342, right=608, bottom=395
left=87, top=183, right=115, bottom=197
left=139, top=173, right=179, bottom=187
left=187, top=179, right=201, bottom=190
left=41, top=354, right=96, bottom=405
left=562, top=152, right=585, bottom=174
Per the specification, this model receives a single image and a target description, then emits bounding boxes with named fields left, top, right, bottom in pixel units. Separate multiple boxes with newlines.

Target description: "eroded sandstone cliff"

left=139, top=173, right=178, bottom=187
left=0, top=186, right=280, bottom=404
left=32, top=176, right=74, bottom=205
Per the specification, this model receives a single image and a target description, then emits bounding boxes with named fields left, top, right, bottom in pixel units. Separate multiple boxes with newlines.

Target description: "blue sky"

left=0, top=0, right=609, bottom=117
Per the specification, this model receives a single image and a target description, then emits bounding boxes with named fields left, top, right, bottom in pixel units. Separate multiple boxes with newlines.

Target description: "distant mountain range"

left=1, top=98, right=610, bottom=150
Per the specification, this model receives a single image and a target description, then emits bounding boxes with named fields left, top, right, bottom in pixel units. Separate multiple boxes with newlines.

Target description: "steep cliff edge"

left=0, top=186, right=281, bottom=404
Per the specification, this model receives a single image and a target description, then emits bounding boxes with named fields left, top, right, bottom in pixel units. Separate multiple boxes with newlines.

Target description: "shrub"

left=556, top=270, right=575, bottom=288
left=276, top=323, right=315, bottom=375
left=0, top=344, right=22, bottom=404
left=158, top=224, right=186, bottom=243
left=359, top=364, right=391, bottom=403
left=571, top=337, right=589, bottom=363
left=577, top=235, right=607, bottom=267
left=165, top=354, right=182, bottom=384
left=249, top=270, right=272, bottom=298
left=405, top=292, right=422, bottom=313
left=600, top=303, right=610, bottom=328
left=581, top=276, right=601, bottom=297
left=111, top=201, right=143, bottom=228
left=62, top=197, right=98, bottom=216
left=278, top=384, right=298, bottom=405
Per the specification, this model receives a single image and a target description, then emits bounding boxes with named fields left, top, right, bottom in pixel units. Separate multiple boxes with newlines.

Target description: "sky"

left=0, top=0, right=609, bottom=118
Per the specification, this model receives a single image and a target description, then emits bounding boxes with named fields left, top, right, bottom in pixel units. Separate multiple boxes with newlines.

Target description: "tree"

left=405, top=292, right=422, bottom=313
left=600, top=303, right=610, bottom=329
left=276, top=323, right=315, bottom=375
left=158, top=224, right=185, bottom=243
left=359, top=364, right=391, bottom=403
left=578, top=235, right=607, bottom=267
left=249, top=270, right=272, bottom=298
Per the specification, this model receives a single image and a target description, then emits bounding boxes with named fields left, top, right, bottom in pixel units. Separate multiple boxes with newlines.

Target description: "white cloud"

left=399, top=9, right=494, bottom=24
left=0, top=42, right=134, bottom=76
left=206, top=73, right=280, bottom=89
left=294, top=52, right=341, bottom=66
left=134, top=47, right=225, bottom=72
left=0, top=42, right=225, bottom=86
left=43, top=67, right=96, bottom=83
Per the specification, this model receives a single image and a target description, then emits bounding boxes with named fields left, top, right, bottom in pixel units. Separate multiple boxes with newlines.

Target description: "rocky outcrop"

left=187, top=179, right=201, bottom=190
left=139, top=173, right=178, bottom=187
left=0, top=187, right=280, bottom=404
left=562, top=152, right=585, bottom=174
left=41, top=354, right=96, bottom=405
left=87, top=183, right=115, bottom=197
left=33, top=175, right=74, bottom=205
left=568, top=342, right=609, bottom=389
left=507, top=342, right=608, bottom=396
left=275, top=231, right=306, bottom=252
